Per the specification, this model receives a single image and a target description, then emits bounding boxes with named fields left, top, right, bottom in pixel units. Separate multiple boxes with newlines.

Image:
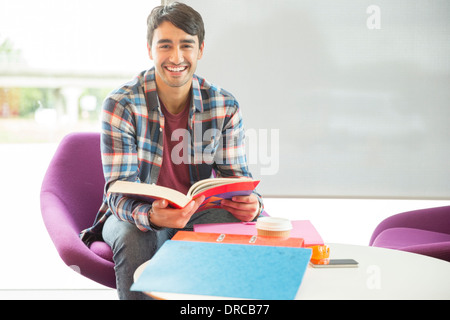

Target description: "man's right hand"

left=149, top=195, right=205, bottom=229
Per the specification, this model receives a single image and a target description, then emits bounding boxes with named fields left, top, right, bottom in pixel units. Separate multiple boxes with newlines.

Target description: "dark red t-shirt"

left=156, top=100, right=191, bottom=195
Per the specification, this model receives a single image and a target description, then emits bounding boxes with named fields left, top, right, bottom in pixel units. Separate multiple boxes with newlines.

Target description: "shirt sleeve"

left=101, top=97, right=153, bottom=232
left=214, top=103, right=265, bottom=216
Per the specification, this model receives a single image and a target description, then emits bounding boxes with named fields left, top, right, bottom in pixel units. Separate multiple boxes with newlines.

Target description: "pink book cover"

left=194, top=220, right=324, bottom=247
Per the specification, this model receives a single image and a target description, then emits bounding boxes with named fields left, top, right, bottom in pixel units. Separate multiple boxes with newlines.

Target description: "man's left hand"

left=221, top=193, right=260, bottom=222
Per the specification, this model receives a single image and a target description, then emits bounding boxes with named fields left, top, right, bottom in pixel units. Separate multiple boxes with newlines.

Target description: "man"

left=80, top=2, right=263, bottom=300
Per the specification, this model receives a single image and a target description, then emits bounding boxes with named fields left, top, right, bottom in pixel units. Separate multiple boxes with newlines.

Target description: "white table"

left=134, top=243, right=450, bottom=300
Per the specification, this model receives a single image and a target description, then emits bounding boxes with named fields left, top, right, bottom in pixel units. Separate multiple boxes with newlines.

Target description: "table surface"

left=133, top=243, right=450, bottom=300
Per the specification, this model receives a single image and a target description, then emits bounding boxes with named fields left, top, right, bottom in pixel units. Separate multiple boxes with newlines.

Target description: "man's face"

left=149, top=21, right=204, bottom=89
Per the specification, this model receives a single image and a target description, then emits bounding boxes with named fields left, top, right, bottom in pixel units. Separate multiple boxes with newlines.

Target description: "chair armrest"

left=369, top=205, right=450, bottom=245
left=40, top=191, right=116, bottom=287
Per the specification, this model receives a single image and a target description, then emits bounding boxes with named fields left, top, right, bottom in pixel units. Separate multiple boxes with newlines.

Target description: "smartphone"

left=310, top=259, right=358, bottom=268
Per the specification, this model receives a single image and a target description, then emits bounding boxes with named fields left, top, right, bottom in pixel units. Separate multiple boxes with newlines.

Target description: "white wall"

left=185, top=0, right=450, bottom=199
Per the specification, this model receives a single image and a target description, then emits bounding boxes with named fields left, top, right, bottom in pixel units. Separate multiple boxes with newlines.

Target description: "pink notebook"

left=194, top=220, right=324, bottom=247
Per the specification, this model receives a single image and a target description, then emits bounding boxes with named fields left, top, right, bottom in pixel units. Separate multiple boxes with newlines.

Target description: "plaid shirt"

left=80, top=67, right=263, bottom=245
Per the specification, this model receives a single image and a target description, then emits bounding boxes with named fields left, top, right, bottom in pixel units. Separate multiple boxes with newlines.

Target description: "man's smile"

left=164, top=65, right=189, bottom=74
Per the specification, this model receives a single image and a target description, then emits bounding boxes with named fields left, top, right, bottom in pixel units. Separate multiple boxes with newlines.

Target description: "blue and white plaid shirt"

left=80, top=67, right=263, bottom=245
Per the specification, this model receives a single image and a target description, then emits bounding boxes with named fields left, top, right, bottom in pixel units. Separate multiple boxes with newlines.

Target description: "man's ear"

left=147, top=42, right=153, bottom=60
left=198, top=41, right=204, bottom=60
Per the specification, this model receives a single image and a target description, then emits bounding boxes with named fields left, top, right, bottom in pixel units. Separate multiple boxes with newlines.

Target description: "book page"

left=187, top=177, right=253, bottom=197
left=109, top=181, right=190, bottom=208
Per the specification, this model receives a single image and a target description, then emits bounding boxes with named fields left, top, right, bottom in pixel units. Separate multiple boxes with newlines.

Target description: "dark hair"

left=147, top=2, right=205, bottom=47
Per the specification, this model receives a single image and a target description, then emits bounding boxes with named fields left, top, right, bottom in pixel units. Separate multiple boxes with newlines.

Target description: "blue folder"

left=131, top=240, right=312, bottom=300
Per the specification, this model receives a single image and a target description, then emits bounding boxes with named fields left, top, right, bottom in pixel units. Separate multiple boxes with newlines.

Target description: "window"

left=0, top=0, right=159, bottom=143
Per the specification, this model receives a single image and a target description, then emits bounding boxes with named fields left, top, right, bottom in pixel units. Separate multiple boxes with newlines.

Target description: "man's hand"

left=150, top=195, right=205, bottom=229
left=221, top=193, right=260, bottom=222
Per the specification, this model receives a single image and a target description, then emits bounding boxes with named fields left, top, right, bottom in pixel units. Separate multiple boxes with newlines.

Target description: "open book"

left=108, top=177, right=260, bottom=209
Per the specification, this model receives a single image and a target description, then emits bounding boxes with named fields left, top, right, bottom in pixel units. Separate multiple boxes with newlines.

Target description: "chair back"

left=41, top=132, right=104, bottom=232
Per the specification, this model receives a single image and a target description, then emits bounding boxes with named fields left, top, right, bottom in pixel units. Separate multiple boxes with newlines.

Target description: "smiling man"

left=80, top=2, right=263, bottom=300
left=151, top=21, right=202, bottom=88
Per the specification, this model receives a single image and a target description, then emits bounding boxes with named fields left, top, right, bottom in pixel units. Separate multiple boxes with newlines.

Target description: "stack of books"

left=132, top=219, right=324, bottom=300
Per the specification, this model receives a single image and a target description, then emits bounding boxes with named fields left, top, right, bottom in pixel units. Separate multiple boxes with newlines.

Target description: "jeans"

left=102, top=208, right=242, bottom=300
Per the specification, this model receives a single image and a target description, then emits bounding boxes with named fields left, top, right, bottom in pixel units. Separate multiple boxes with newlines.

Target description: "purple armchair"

left=40, top=132, right=116, bottom=288
left=369, top=205, right=450, bottom=262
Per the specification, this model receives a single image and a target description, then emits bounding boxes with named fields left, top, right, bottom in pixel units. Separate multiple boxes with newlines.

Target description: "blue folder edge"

left=131, top=240, right=312, bottom=300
